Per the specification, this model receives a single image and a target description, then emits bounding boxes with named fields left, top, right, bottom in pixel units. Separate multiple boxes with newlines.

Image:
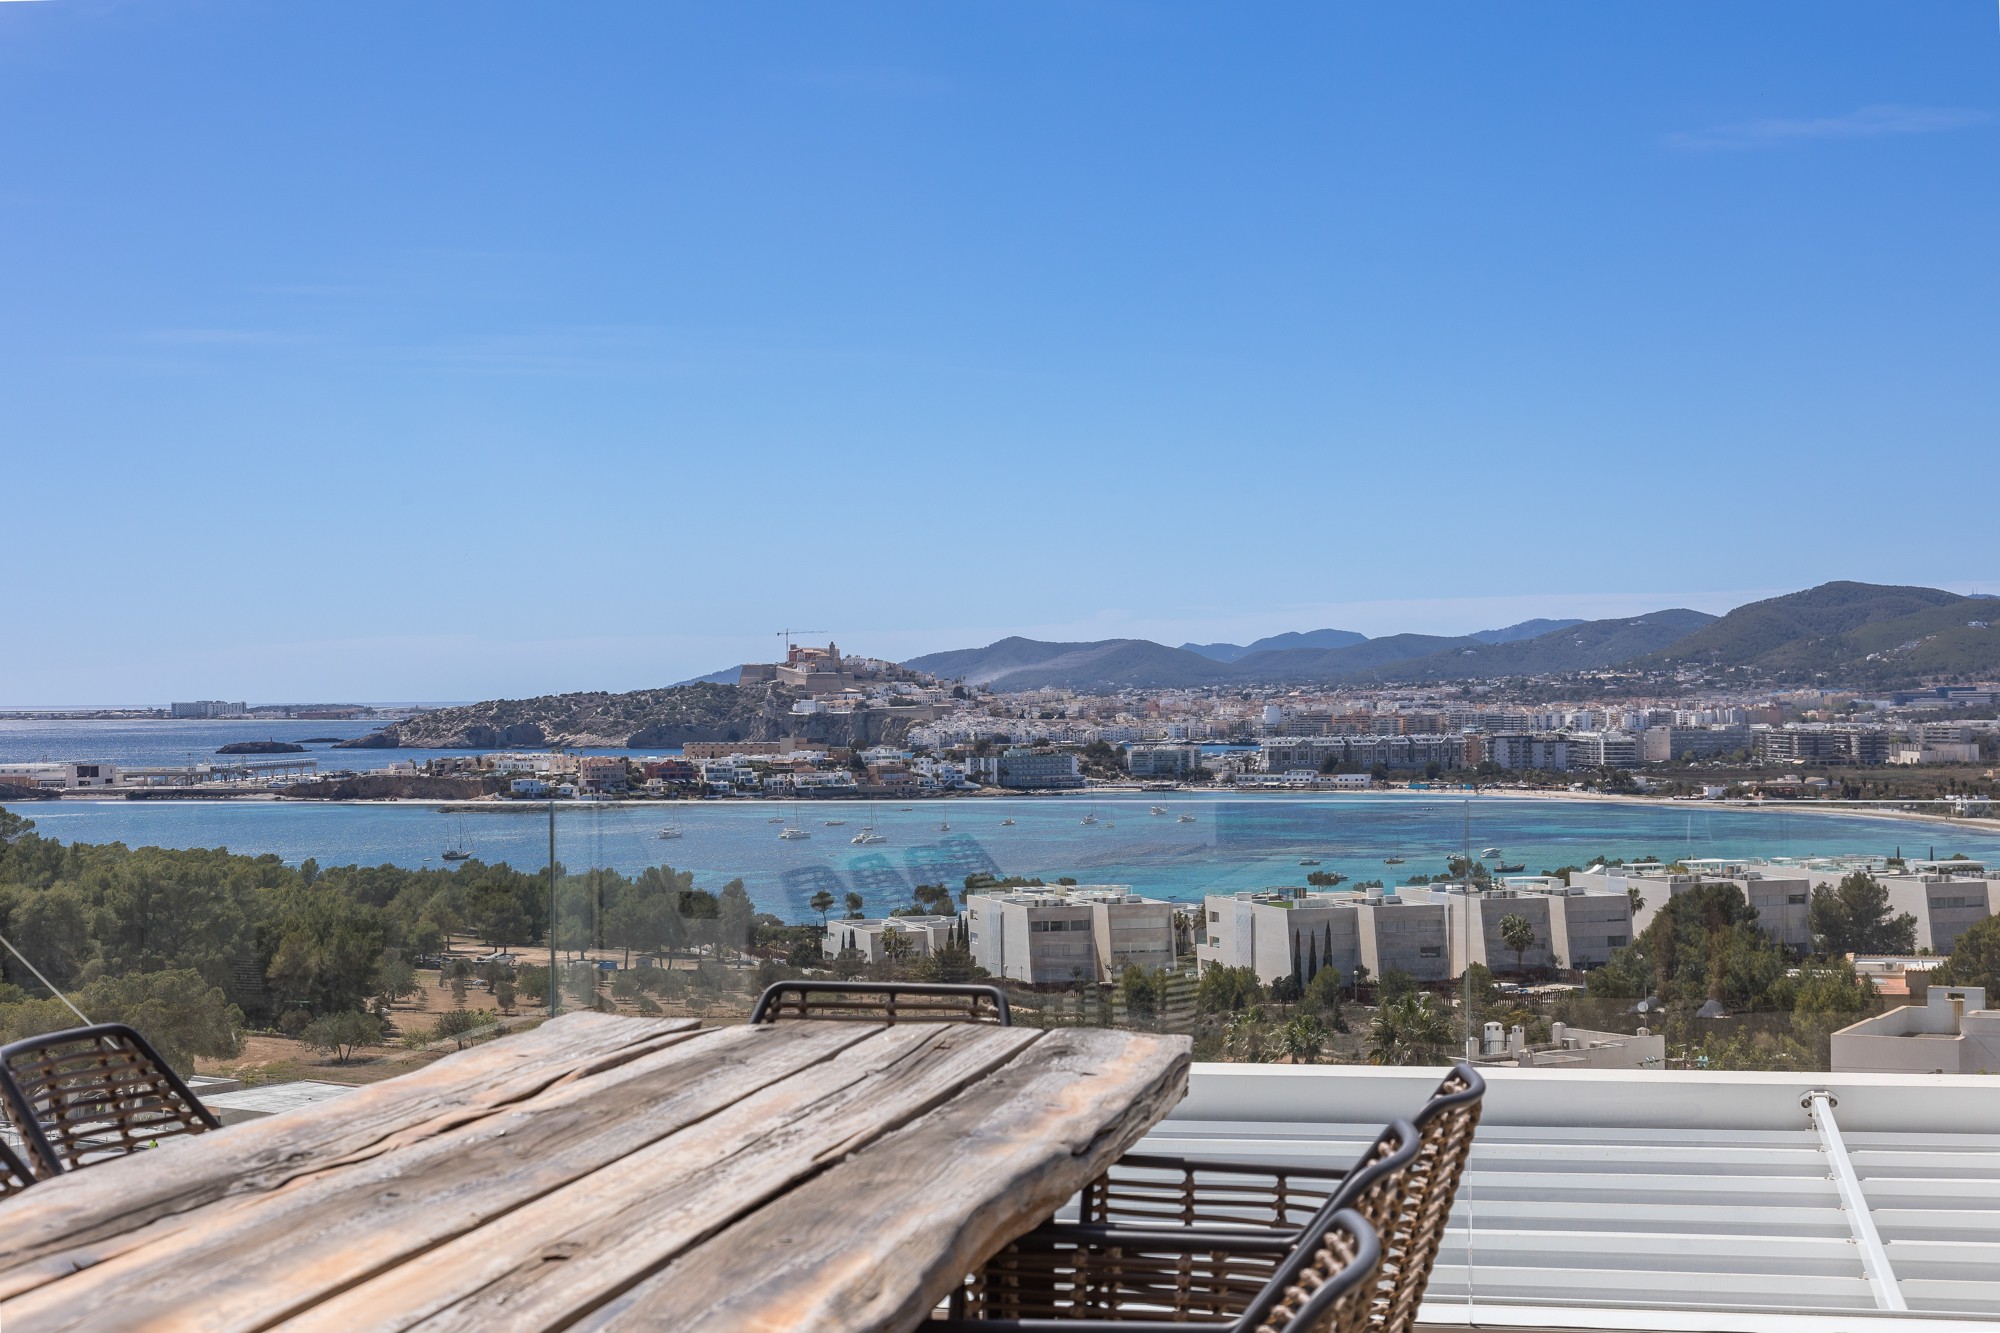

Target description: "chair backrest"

left=749, top=981, right=1011, bottom=1026
left=1249, top=1208, right=1383, bottom=1333
left=1239, top=1118, right=1418, bottom=1330
left=1372, top=1063, right=1485, bottom=1333
left=0, top=1135, right=34, bottom=1196
left=0, top=1024, right=220, bottom=1176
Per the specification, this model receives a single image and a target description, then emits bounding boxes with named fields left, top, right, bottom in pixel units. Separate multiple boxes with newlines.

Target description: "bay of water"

left=9, top=793, right=1996, bottom=924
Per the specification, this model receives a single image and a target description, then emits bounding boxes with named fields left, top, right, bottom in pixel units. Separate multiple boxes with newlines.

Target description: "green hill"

left=1650, top=582, right=2000, bottom=685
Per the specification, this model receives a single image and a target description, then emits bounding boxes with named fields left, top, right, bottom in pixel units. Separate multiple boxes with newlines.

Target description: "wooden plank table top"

left=0, top=1011, right=1190, bottom=1333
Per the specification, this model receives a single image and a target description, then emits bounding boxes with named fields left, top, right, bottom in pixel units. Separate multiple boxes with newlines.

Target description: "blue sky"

left=5, top=2, right=1997, bottom=703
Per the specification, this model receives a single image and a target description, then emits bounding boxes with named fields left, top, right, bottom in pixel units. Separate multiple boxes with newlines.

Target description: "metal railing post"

left=1804, top=1090, right=1906, bottom=1311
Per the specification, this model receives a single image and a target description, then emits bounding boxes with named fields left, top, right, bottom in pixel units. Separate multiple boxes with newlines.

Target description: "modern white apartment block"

left=1832, top=986, right=2000, bottom=1074
left=964, top=886, right=1176, bottom=983
left=1573, top=861, right=1816, bottom=951
left=1804, top=861, right=2000, bottom=954
left=1197, top=879, right=1633, bottom=983
left=1575, top=858, right=2000, bottom=956
left=820, top=916, right=959, bottom=964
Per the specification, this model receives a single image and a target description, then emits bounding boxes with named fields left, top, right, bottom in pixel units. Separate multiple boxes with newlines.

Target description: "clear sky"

left=5, top=2, right=1997, bottom=704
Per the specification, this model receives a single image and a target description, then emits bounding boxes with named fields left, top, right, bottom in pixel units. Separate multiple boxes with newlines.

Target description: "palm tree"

left=809, top=890, right=835, bottom=935
left=1224, top=1006, right=1272, bottom=1063
left=1368, top=993, right=1455, bottom=1066
left=1498, top=912, right=1536, bottom=974
left=1279, top=1013, right=1327, bottom=1064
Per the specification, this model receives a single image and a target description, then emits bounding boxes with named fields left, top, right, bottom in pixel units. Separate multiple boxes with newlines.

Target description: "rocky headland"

left=337, top=682, right=930, bottom=752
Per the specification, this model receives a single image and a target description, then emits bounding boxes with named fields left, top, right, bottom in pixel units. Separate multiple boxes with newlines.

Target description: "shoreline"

left=21, top=784, right=2000, bottom=836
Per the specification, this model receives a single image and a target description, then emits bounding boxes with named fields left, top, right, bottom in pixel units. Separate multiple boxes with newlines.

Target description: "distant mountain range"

left=1178, top=619, right=1581, bottom=663
left=901, top=583, right=2000, bottom=692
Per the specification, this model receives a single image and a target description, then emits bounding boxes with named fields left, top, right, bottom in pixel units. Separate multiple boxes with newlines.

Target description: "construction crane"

left=775, top=628, right=830, bottom=654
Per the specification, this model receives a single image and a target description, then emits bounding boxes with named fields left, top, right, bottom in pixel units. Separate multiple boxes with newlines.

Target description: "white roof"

left=1143, top=1064, right=2000, bottom=1328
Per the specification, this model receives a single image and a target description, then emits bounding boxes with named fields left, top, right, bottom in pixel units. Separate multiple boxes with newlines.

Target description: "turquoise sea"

left=9, top=794, right=1997, bottom=924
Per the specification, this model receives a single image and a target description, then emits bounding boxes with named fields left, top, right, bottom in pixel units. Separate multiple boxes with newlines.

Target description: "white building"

left=1832, top=986, right=2000, bottom=1075
left=822, top=917, right=959, bottom=964
left=0, top=761, right=121, bottom=790
left=1198, top=879, right=1633, bottom=984
left=965, top=886, right=1176, bottom=984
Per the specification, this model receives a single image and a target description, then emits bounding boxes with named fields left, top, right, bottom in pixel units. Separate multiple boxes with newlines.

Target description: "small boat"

left=1495, top=862, right=1526, bottom=874
left=1383, top=856, right=1405, bottom=865
left=779, top=826, right=812, bottom=840
left=938, top=817, right=951, bottom=832
left=766, top=816, right=786, bottom=824
left=1177, top=814, right=1196, bottom=823
left=1480, top=847, right=1503, bottom=860
left=899, top=807, right=913, bottom=812
left=823, top=819, right=846, bottom=826
left=657, top=823, right=683, bottom=840
left=442, top=817, right=473, bottom=861
left=1298, top=858, right=1321, bottom=867
left=1080, top=813, right=1099, bottom=826
left=1149, top=806, right=1168, bottom=816
left=851, top=824, right=886, bottom=845
left=1000, top=817, right=1016, bottom=826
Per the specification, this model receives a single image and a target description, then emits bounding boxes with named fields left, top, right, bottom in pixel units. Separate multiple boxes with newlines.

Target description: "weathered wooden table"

left=0, top=1011, right=1190, bottom=1332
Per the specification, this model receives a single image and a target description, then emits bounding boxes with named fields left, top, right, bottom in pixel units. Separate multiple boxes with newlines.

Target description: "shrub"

left=301, top=1010, right=384, bottom=1063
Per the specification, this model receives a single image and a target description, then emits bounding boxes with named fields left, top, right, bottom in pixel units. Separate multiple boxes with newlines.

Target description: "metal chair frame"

left=0, top=1135, right=34, bottom=1197
left=953, top=1119, right=1419, bottom=1329
left=0, top=1023, right=220, bottom=1177
left=1077, top=1065, right=1483, bottom=1233
left=958, top=1064, right=1485, bottom=1332
left=749, top=980, right=1012, bottom=1026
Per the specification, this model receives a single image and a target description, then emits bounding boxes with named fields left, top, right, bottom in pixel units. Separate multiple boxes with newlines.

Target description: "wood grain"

left=577, top=1027, right=1192, bottom=1333
left=0, top=1021, right=872, bottom=1332
left=286, top=1023, right=1044, bottom=1332
left=0, top=1011, right=697, bottom=1296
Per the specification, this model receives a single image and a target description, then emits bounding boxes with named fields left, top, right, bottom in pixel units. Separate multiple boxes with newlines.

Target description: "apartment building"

left=1198, top=880, right=1633, bottom=983
left=1126, top=744, right=1201, bottom=778
left=965, top=886, right=1176, bottom=983
left=1257, top=734, right=1467, bottom=774
left=573, top=755, right=629, bottom=794
left=1802, top=861, right=2000, bottom=954
left=821, top=916, right=959, bottom=964
left=1573, top=862, right=1815, bottom=951
left=963, top=748, right=1085, bottom=790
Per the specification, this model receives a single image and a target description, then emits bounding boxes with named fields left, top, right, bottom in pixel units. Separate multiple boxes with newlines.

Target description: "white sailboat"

left=657, top=819, right=683, bottom=840
left=1177, top=813, right=1196, bottom=823
left=779, top=801, right=812, bottom=840
left=1149, top=805, right=1168, bottom=816
left=442, top=817, right=473, bottom=861
left=850, top=820, right=886, bottom=845
left=1000, top=817, right=1016, bottom=826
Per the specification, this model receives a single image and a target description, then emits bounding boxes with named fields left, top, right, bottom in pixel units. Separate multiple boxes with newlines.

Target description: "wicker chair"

left=961, top=1118, right=1419, bottom=1327
left=925, top=1206, right=1383, bottom=1333
left=1078, top=1065, right=1484, bottom=1232
left=749, top=981, right=1012, bottom=1026
left=966, top=1064, right=1485, bottom=1332
left=0, top=1024, right=220, bottom=1177
left=0, top=1136, right=34, bottom=1197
